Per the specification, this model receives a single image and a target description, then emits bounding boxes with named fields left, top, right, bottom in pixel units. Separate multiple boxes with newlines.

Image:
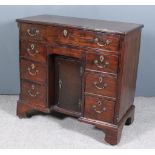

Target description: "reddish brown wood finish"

left=115, top=30, right=142, bottom=123
left=79, top=105, right=135, bottom=145
left=54, top=56, right=82, bottom=115
left=20, top=59, right=47, bottom=83
left=21, top=23, right=121, bottom=51
left=17, top=101, right=50, bottom=118
left=20, top=40, right=47, bottom=63
left=46, top=26, right=121, bottom=51
left=84, top=95, right=115, bottom=123
left=20, top=23, right=47, bottom=42
left=48, top=46, right=82, bottom=58
left=86, top=51, right=119, bottom=74
left=20, top=80, right=47, bottom=107
left=16, top=15, right=143, bottom=145
left=16, top=14, right=143, bottom=34
left=17, top=101, right=35, bottom=118
left=85, top=72, right=117, bottom=98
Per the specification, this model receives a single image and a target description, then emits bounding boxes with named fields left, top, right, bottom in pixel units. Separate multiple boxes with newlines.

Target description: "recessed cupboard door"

left=54, top=56, right=83, bottom=116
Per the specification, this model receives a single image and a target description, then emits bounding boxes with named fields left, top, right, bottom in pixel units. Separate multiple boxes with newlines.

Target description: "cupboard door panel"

left=55, top=56, right=82, bottom=114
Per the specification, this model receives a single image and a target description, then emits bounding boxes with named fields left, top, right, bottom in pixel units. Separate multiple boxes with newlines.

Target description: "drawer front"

left=47, top=26, right=120, bottom=51
left=20, top=80, right=47, bottom=107
left=20, top=41, right=47, bottom=63
left=86, top=52, right=118, bottom=74
left=50, top=46, right=82, bottom=59
left=85, top=72, right=117, bottom=98
left=20, top=23, right=47, bottom=42
left=84, top=95, right=115, bottom=123
left=20, top=59, right=47, bottom=83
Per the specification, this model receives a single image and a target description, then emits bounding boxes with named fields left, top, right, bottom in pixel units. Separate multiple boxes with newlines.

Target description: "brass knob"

left=94, top=59, right=98, bottom=65
left=94, top=38, right=99, bottom=43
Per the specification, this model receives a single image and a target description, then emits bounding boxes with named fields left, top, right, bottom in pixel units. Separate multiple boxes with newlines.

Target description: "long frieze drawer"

left=20, top=59, right=47, bottom=83
left=20, top=80, right=47, bottom=107
left=86, top=52, right=119, bottom=74
left=46, top=26, right=121, bottom=51
left=20, top=23, right=47, bottom=42
left=20, top=40, right=47, bottom=63
left=84, top=95, right=115, bottom=123
left=85, top=72, right=117, bottom=98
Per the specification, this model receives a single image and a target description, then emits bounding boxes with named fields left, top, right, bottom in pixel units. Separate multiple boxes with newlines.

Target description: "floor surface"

left=0, top=95, right=154, bottom=149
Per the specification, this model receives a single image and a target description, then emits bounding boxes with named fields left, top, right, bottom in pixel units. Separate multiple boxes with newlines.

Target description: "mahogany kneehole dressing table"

left=16, top=15, right=143, bottom=145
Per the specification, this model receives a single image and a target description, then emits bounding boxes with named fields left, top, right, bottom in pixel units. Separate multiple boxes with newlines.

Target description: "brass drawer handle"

left=94, top=55, right=109, bottom=68
left=92, top=101, right=106, bottom=114
left=27, top=44, right=39, bottom=56
left=27, top=63, right=39, bottom=76
left=27, top=28, right=39, bottom=37
left=28, top=84, right=40, bottom=97
left=93, top=76, right=107, bottom=90
left=94, top=38, right=111, bottom=47
left=94, top=82, right=107, bottom=90
left=63, top=29, right=68, bottom=37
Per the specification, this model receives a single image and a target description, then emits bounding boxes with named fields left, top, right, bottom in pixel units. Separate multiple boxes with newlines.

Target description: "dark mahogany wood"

left=54, top=56, right=82, bottom=115
left=45, top=26, right=121, bottom=51
left=20, top=23, right=121, bottom=51
left=17, top=101, right=35, bottom=118
left=48, top=46, right=82, bottom=59
left=114, top=30, right=143, bottom=123
left=20, top=40, right=47, bottom=63
left=86, top=51, right=119, bottom=74
left=20, top=59, right=47, bottom=84
left=20, top=80, right=47, bottom=107
left=79, top=105, right=135, bottom=145
left=16, top=15, right=143, bottom=145
left=16, top=14, right=143, bottom=34
left=84, top=95, right=115, bottom=123
left=20, top=23, right=47, bottom=42
left=85, top=71, right=117, bottom=98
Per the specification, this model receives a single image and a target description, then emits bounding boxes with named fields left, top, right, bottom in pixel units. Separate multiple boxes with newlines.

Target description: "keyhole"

left=99, top=76, right=103, bottom=83
left=100, top=55, right=104, bottom=62
left=30, top=44, right=35, bottom=50
left=59, top=79, right=62, bottom=89
left=31, top=64, right=35, bottom=69
left=98, top=101, right=102, bottom=105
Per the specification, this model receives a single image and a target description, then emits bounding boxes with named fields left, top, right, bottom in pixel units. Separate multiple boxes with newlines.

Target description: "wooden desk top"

left=16, top=14, right=143, bottom=35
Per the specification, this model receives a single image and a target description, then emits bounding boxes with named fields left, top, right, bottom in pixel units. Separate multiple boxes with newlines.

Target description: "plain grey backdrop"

left=0, top=5, right=154, bottom=96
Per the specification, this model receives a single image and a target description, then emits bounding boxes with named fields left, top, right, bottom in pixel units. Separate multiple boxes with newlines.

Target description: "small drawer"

left=47, top=26, right=120, bottom=51
left=20, top=23, right=47, bottom=42
left=84, top=95, right=115, bottom=123
left=85, top=72, right=117, bottom=98
left=86, top=52, right=118, bottom=74
left=20, top=59, right=47, bottom=83
left=20, top=41, right=47, bottom=63
left=20, top=80, right=47, bottom=107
